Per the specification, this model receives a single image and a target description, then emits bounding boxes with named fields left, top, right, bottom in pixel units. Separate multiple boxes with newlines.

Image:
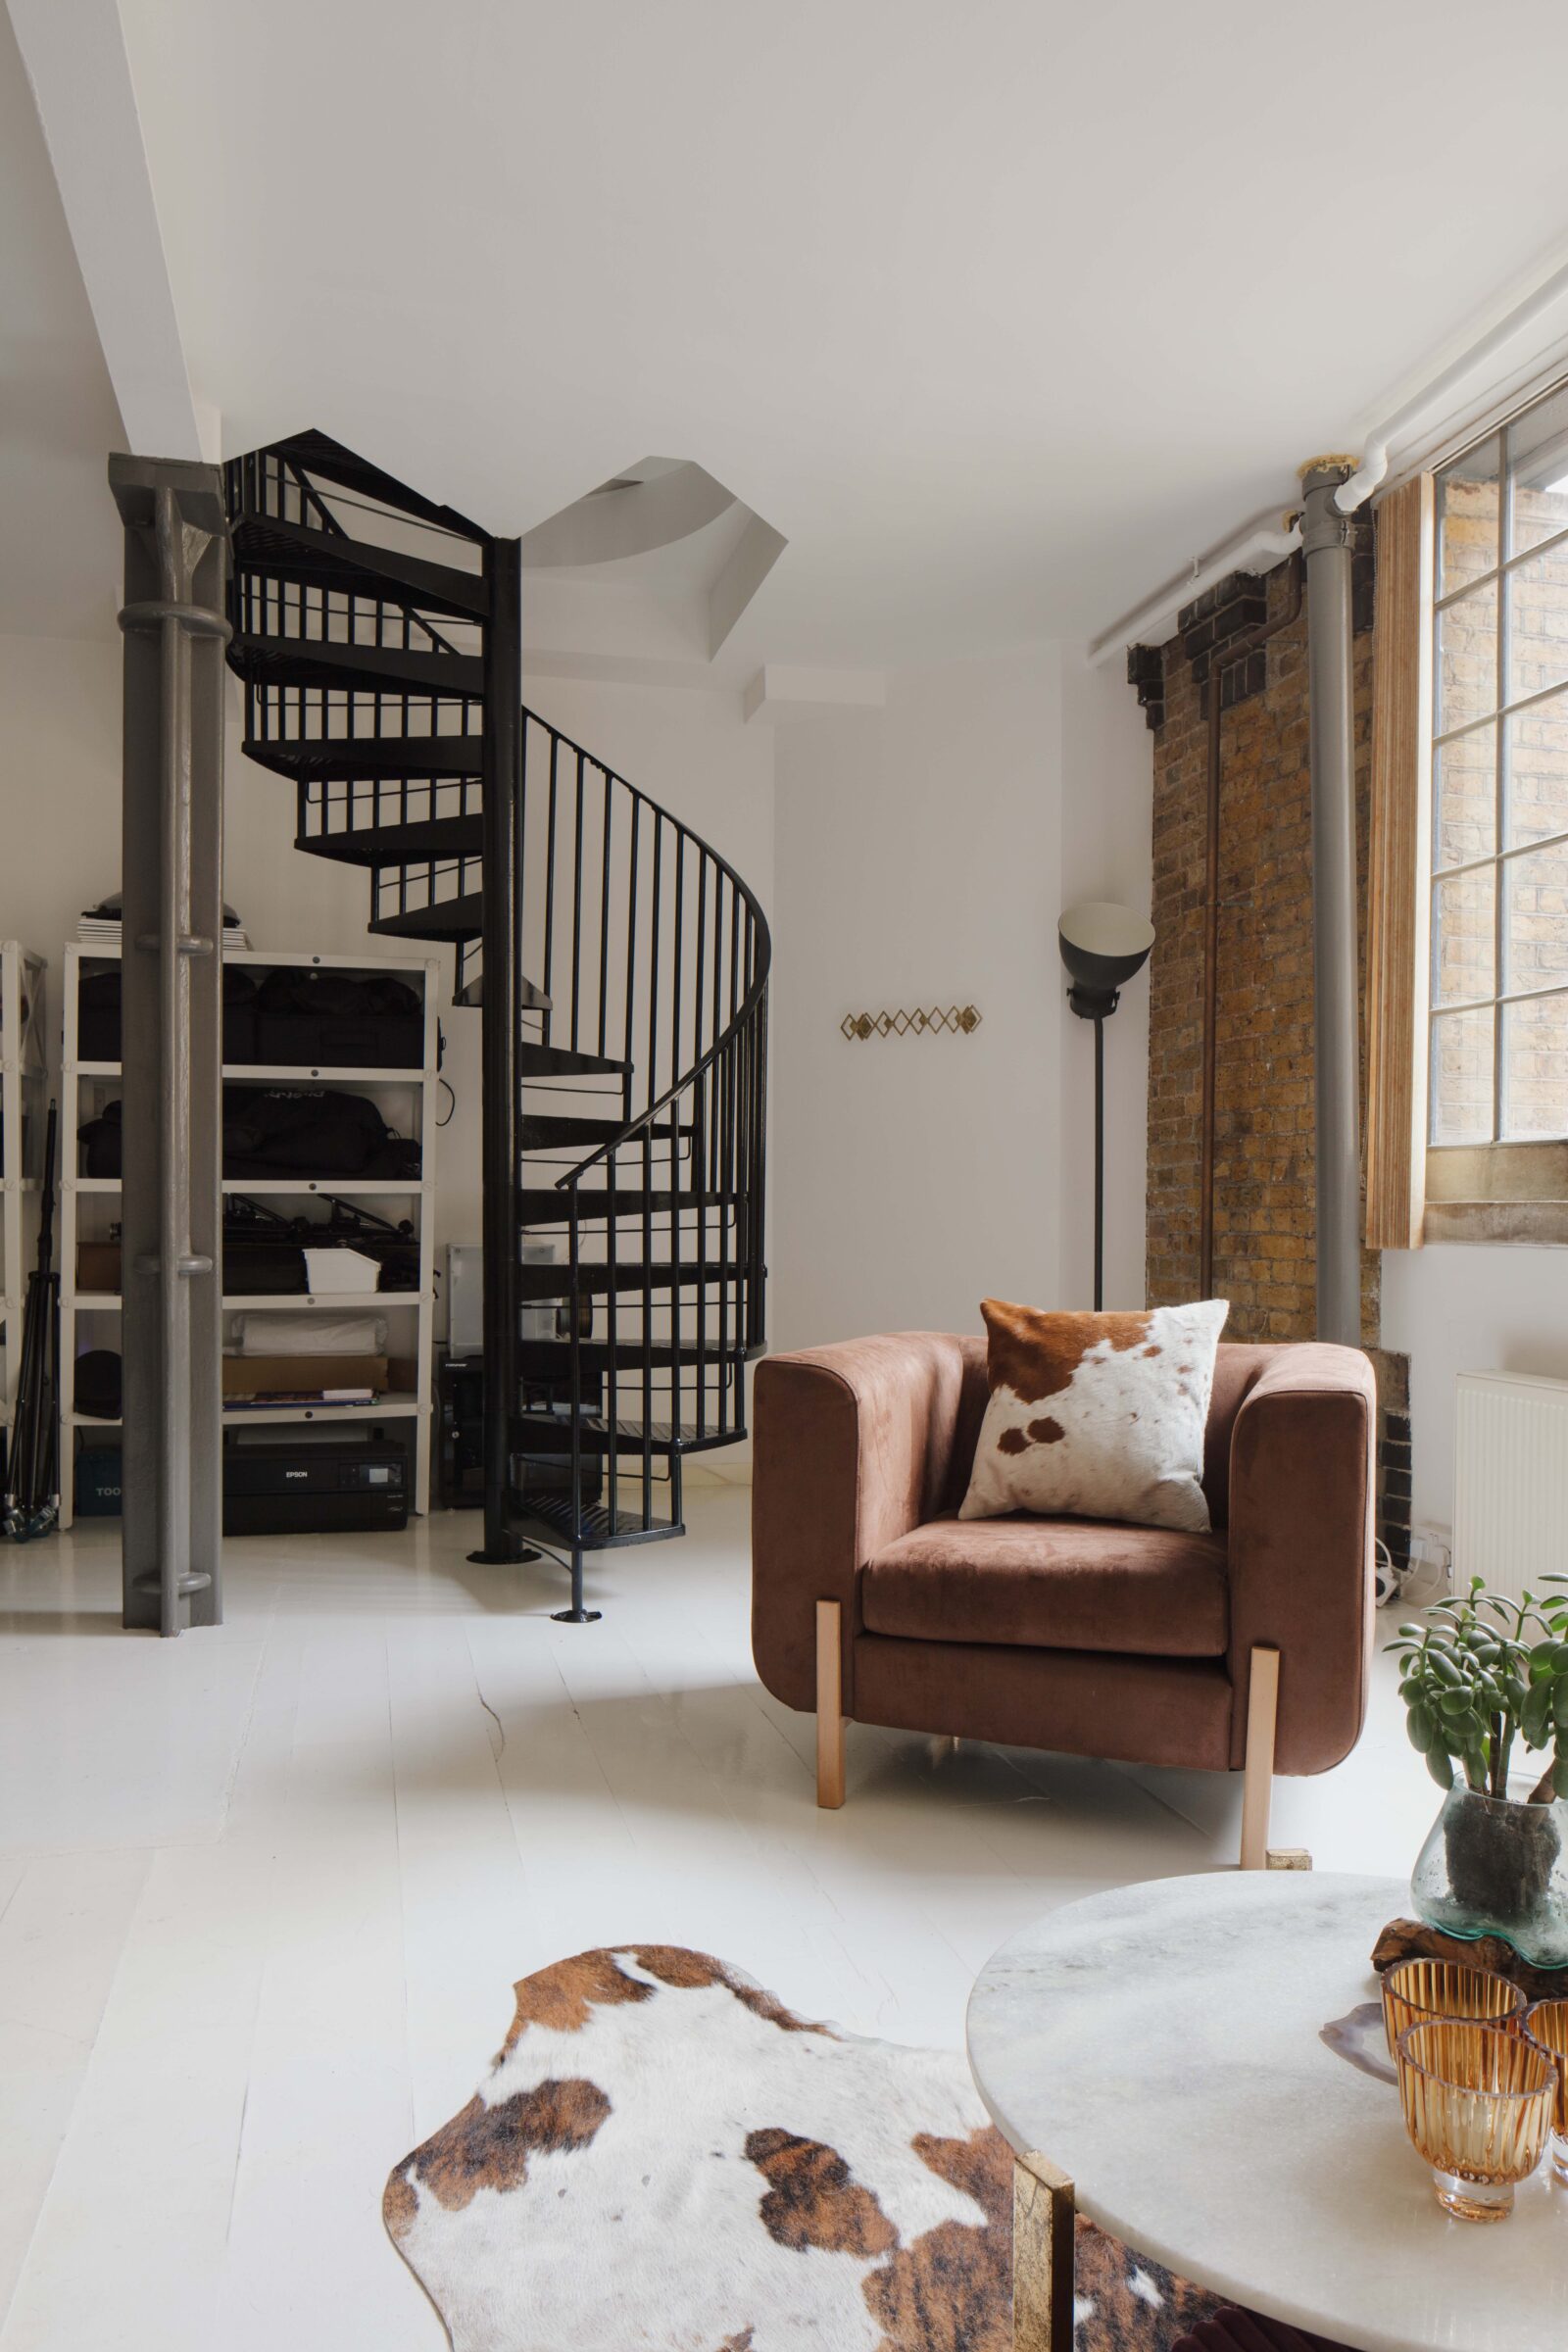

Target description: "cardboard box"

left=76, top=1243, right=122, bottom=1293
left=221, top=1353, right=389, bottom=1398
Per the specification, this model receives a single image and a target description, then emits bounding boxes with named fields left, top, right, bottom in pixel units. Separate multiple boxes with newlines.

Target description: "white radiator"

left=1454, top=1371, right=1568, bottom=1606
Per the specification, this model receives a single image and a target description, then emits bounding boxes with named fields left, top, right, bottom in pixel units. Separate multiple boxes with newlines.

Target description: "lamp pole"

left=1093, top=1009, right=1105, bottom=1312
left=1067, top=981, right=1115, bottom=1312
left=1058, top=902, right=1154, bottom=1313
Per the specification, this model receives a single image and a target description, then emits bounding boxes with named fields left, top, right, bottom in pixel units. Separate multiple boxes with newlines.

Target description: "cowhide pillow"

left=958, top=1297, right=1228, bottom=1534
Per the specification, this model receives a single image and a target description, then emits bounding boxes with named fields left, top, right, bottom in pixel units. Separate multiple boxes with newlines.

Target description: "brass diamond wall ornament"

left=840, top=1004, right=981, bottom=1041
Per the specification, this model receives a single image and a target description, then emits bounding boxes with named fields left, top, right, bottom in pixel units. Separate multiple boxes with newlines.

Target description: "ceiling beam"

left=743, top=665, right=886, bottom=724
left=7, top=0, right=204, bottom=460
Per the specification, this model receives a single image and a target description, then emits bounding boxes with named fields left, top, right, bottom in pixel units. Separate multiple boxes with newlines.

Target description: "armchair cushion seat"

left=860, top=1512, right=1230, bottom=1656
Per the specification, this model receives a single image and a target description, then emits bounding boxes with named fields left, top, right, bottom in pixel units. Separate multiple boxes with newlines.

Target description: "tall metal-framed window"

left=1431, top=380, right=1568, bottom=1163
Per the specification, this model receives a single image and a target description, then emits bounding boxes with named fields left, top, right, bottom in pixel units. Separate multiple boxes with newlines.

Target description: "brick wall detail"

left=1131, top=528, right=1409, bottom=1569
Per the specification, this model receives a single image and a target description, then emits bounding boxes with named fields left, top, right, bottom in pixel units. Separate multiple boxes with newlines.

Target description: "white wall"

left=0, top=632, right=122, bottom=978
left=1381, top=1245, right=1568, bottom=1538
left=768, top=644, right=1151, bottom=1352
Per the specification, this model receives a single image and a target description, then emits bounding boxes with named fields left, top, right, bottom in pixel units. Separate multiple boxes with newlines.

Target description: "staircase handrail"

left=518, top=706, right=771, bottom=1191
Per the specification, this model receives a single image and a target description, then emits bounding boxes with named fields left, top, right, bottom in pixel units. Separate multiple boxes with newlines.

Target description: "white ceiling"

left=32, top=1, right=1568, bottom=665
left=0, top=10, right=124, bottom=639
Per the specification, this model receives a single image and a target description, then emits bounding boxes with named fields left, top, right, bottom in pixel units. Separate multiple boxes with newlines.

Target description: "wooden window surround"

left=1368, top=373, right=1568, bottom=1250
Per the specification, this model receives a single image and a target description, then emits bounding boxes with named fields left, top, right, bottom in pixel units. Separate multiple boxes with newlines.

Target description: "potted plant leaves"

left=1391, top=1577, right=1568, bottom=1969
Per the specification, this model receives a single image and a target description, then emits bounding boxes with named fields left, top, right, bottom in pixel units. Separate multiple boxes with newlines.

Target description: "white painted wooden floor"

left=0, top=1488, right=1434, bottom=2350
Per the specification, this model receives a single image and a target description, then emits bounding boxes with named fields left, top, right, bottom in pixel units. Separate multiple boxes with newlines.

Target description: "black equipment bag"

left=220, top=1085, right=422, bottom=1178
left=77, top=965, right=259, bottom=1064
left=79, top=1089, right=421, bottom=1182
left=252, top=969, right=424, bottom=1070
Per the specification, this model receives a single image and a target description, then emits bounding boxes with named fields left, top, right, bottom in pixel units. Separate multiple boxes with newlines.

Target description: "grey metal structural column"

left=471, top=536, right=534, bottom=1564
left=1300, top=461, right=1362, bottom=1348
left=110, top=455, right=229, bottom=1632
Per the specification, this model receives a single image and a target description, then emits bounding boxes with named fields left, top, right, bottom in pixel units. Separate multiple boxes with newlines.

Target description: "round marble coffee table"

left=967, top=1872, right=1568, bottom=2352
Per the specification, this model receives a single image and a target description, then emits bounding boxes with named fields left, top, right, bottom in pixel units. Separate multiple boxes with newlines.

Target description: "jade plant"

left=1389, top=1576, right=1568, bottom=1806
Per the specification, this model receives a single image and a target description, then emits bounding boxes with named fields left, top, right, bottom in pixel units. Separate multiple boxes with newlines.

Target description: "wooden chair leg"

left=1013, top=2152, right=1075, bottom=2352
left=815, top=1598, right=846, bottom=1808
left=1240, top=1642, right=1278, bottom=1870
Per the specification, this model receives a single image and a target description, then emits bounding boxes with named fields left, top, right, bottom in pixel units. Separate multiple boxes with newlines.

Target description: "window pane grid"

left=1430, top=385, right=1568, bottom=1148
left=1494, top=427, right=1510, bottom=1140
left=1434, top=672, right=1568, bottom=749
left=1434, top=983, right=1568, bottom=1018
left=1432, top=515, right=1568, bottom=612
left=1434, top=824, right=1568, bottom=883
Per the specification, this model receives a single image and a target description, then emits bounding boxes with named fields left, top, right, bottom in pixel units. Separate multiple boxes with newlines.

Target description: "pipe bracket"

left=131, top=1569, right=215, bottom=1598
left=133, top=934, right=215, bottom=956
left=117, top=598, right=232, bottom=642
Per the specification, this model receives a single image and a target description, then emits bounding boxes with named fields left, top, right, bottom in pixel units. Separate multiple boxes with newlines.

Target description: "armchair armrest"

left=752, top=1333, right=971, bottom=1714
left=1225, top=1343, right=1377, bottom=1775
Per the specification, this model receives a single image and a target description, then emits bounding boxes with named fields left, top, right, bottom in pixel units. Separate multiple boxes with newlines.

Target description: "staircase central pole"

left=473, top=536, right=535, bottom=1564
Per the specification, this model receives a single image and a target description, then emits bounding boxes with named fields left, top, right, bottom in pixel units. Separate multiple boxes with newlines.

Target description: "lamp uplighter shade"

left=1057, top=902, right=1154, bottom=1019
left=1057, top=902, right=1155, bottom=962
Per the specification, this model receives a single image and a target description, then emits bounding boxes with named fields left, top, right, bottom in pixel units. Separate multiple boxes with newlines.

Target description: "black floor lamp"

left=1058, top=903, right=1154, bottom=1310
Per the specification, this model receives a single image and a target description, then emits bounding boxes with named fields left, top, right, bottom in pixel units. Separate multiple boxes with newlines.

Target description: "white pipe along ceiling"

left=1091, top=248, right=1568, bottom=663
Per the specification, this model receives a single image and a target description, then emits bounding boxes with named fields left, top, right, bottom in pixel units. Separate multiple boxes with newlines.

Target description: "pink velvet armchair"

left=751, top=1333, right=1377, bottom=1867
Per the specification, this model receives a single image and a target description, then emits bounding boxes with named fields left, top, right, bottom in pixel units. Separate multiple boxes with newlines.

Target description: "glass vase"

left=1411, top=1785, right=1568, bottom=1969
left=1396, top=2018, right=1555, bottom=2221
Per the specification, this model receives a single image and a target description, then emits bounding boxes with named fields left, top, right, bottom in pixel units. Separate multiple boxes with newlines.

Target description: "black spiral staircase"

left=222, top=432, right=768, bottom=1619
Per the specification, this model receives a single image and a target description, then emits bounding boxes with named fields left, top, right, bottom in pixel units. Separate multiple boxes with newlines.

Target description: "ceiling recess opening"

left=521, top=458, right=786, bottom=658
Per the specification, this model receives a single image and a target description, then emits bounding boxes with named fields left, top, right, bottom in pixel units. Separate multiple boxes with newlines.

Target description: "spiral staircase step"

left=268, top=427, right=488, bottom=540
left=520, top=1114, right=693, bottom=1151
left=231, top=510, right=488, bottom=617
left=368, top=892, right=484, bottom=944
left=518, top=1257, right=736, bottom=1299
left=516, top=1188, right=736, bottom=1222
left=511, top=1414, right=698, bottom=1453
left=246, top=736, right=485, bottom=786
left=230, top=630, right=484, bottom=700
left=294, top=811, right=487, bottom=866
left=514, top=1494, right=681, bottom=1550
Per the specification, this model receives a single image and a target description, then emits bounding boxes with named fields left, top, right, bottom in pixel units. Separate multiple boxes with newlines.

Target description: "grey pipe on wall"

left=1299, top=462, right=1363, bottom=1348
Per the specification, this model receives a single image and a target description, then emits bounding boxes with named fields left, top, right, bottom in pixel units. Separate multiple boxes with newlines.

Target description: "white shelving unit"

left=59, top=943, right=441, bottom=1527
left=1, top=944, right=47, bottom=1456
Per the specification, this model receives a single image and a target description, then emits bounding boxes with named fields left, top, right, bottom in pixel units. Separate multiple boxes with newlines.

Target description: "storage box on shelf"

left=58, top=943, right=440, bottom=1528
left=0, top=945, right=47, bottom=1458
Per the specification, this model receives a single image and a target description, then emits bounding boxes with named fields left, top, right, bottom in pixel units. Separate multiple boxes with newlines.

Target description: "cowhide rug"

left=384, top=1944, right=1221, bottom=2351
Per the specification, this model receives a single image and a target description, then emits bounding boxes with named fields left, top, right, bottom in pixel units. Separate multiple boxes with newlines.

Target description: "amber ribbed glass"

left=1524, top=1996, right=1568, bottom=2183
left=1396, top=2019, right=1554, bottom=2220
left=1380, top=1956, right=1526, bottom=2060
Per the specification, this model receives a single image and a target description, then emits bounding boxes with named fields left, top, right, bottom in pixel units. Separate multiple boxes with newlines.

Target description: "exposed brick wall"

left=1133, top=531, right=1411, bottom=1570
